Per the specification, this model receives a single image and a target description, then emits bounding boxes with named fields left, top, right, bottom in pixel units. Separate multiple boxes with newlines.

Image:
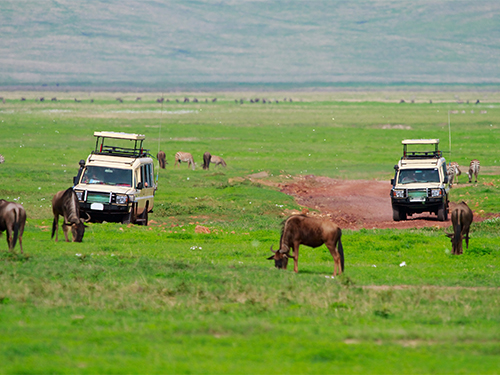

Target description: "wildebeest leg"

left=326, top=240, right=341, bottom=277
left=6, top=225, right=14, bottom=251
left=292, top=242, right=300, bottom=273
left=63, top=224, right=71, bottom=242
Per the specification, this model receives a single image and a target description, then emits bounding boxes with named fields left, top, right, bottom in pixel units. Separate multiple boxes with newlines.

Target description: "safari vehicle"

left=390, top=139, right=450, bottom=221
left=73, top=131, right=156, bottom=225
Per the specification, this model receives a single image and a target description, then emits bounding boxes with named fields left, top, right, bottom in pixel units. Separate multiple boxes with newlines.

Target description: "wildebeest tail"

left=338, top=232, right=345, bottom=272
left=51, top=217, right=57, bottom=239
left=453, top=217, right=462, bottom=251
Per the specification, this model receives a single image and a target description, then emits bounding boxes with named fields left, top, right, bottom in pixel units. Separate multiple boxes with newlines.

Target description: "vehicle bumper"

left=79, top=202, right=130, bottom=222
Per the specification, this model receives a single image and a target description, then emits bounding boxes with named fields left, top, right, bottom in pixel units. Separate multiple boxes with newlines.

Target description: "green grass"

left=0, top=93, right=499, bottom=373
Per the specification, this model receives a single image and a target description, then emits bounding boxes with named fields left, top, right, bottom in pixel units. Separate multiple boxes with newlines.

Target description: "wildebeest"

left=0, top=200, right=27, bottom=253
left=51, top=188, right=88, bottom=242
left=202, top=152, right=211, bottom=170
left=174, top=151, right=195, bottom=170
left=210, top=155, right=227, bottom=167
left=445, top=202, right=473, bottom=255
left=267, top=214, right=344, bottom=276
left=157, top=151, right=167, bottom=169
left=468, top=159, right=480, bottom=183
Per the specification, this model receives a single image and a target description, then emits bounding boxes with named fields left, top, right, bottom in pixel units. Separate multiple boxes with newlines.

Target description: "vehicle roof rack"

left=401, top=139, right=442, bottom=159
left=92, top=131, right=150, bottom=158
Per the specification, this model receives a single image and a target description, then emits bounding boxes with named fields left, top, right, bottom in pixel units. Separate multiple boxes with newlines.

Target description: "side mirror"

left=391, top=179, right=395, bottom=185
left=394, top=165, right=399, bottom=171
left=137, top=182, right=143, bottom=189
left=73, top=176, right=78, bottom=185
left=444, top=176, right=449, bottom=184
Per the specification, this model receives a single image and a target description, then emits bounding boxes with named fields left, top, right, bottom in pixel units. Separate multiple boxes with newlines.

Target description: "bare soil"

left=275, top=175, right=491, bottom=230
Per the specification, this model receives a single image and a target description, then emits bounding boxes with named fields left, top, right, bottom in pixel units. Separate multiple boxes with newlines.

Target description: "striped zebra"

left=468, top=159, right=480, bottom=183
left=174, top=152, right=195, bottom=170
left=447, top=162, right=462, bottom=185
left=210, top=155, right=227, bottom=167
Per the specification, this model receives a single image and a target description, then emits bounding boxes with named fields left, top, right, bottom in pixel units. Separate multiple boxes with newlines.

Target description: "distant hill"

left=1, top=0, right=499, bottom=89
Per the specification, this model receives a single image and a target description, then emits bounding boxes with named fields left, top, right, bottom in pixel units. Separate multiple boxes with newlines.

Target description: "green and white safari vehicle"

left=73, top=131, right=156, bottom=225
left=390, top=139, right=450, bottom=222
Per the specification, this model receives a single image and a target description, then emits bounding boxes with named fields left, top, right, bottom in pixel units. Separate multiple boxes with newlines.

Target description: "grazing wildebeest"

left=445, top=202, right=473, bottom=255
left=157, top=151, right=167, bottom=169
left=0, top=200, right=27, bottom=253
left=116, top=97, right=123, bottom=103
left=202, top=152, right=212, bottom=170
left=267, top=215, right=344, bottom=276
left=210, top=155, right=227, bottom=167
left=174, top=151, right=195, bottom=170
left=136, top=97, right=141, bottom=101
left=51, top=188, right=88, bottom=242
left=468, top=159, right=480, bottom=183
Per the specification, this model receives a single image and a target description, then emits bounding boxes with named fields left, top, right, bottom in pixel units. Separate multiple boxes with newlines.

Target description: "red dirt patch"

left=277, top=175, right=491, bottom=230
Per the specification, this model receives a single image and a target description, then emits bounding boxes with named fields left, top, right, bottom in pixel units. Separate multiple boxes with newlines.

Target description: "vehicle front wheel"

left=437, top=203, right=448, bottom=221
left=392, top=206, right=406, bottom=221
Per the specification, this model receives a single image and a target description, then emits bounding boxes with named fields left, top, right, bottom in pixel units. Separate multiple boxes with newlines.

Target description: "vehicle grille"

left=87, top=192, right=110, bottom=204
left=408, top=189, right=428, bottom=198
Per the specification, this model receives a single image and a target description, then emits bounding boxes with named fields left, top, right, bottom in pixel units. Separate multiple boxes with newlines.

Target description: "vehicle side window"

left=140, top=164, right=153, bottom=188
left=147, top=163, right=154, bottom=186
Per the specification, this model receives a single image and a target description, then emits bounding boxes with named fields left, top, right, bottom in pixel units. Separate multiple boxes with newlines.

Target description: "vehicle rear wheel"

left=437, top=203, right=448, bottom=221
left=392, top=206, right=406, bottom=221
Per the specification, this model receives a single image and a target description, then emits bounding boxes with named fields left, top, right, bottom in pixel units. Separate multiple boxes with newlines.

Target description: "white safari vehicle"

left=73, top=131, right=156, bottom=225
left=390, top=139, right=450, bottom=222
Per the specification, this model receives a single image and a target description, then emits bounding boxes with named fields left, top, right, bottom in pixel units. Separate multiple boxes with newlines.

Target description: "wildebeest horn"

left=83, top=212, right=91, bottom=222
left=270, top=246, right=277, bottom=253
left=444, top=232, right=453, bottom=238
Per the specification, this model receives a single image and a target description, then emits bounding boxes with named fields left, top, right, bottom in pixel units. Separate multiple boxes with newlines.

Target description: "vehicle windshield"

left=398, top=169, right=440, bottom=184
left=81, top=166, right=132, bottom=187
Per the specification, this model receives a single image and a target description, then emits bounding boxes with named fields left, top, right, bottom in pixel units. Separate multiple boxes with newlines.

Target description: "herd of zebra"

left=156, top=151, right=227, bottom=171
left=447, top=159, right=481, bottom=186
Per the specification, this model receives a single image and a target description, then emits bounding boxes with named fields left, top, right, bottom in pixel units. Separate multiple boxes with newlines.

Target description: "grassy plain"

left=0, top=92, right=499, bottom=373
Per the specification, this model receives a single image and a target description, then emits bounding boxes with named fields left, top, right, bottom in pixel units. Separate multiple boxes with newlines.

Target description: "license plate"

left=410, top=197, right=425, bottom=202
left=90, top=203, right=104, bottom=211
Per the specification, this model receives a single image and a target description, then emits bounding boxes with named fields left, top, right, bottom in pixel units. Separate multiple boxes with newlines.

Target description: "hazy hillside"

left=1, top=0, right=499, bottom=89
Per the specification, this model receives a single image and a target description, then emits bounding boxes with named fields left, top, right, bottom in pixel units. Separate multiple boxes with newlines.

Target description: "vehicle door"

left=135, top=162, right=155, bottom=214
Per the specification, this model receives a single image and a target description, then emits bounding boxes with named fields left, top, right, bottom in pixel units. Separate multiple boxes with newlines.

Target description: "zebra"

left=448, top=162, right=462, bottom=185
left=468, top=159, right=480, bottom=184
left=210, top=155, right=227, bottom=167
left=174, top=152, right=195, bottom=170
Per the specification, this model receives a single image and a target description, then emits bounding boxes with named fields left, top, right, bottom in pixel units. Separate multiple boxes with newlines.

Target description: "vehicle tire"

left=437, top=203, right=448, bottom=221
left=140, top=209, right=148, bottom=226
left=122, top=205, right=135, bottom=224
left=392, top=206, right=406, bottom=221
left=138, top=201, right=149, bottom=226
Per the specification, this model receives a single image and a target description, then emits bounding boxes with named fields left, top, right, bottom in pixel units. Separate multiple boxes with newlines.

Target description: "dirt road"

left=278, top=175, right=467, bottom=230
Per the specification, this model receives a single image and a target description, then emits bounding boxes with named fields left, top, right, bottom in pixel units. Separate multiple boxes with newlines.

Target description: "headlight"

left=430, top=189, right=442, bottom=197
left=75, top=191, right=84, bottom=201
left=393, top=190, right=405, bottom=198
left=116, top=195, right=128, bottom=204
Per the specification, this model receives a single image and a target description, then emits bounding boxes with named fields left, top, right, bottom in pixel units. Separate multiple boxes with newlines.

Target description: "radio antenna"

left=156, top=93, right=164, bottom=183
